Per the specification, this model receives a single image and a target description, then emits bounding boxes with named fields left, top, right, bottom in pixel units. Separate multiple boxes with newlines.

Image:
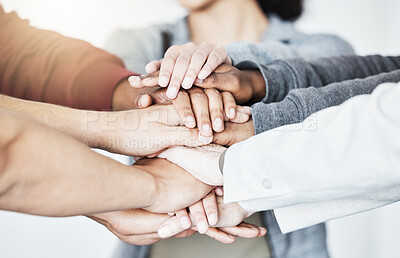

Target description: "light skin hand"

left=126, top=74, right=251, bottom=137
left=89, top=206, right=251, bottom=245
left=158, top=144, right=226, bottom=186
left=213, top=119, right=255, bottom=146
left=158, top=196, right=265, bottom=240
left=134, top=158, right=214, bottom=213
left=128, top=64, right=266, bottom=105
left=89, top=105, right=214, bottom=157
left=129, top=42, right=232, bottom=99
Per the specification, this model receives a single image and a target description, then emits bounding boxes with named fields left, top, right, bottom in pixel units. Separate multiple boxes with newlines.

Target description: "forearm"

left=236, top=55, right=400, bottom=103
left=0, top=94, right=134, bottom=152
left=224, top=82, right=400, bottom=211
left=0, top=110, right=155, bottom=216
left=0, top=6, right=133, bottom=110
left=252, top=69, right=400, bottom=135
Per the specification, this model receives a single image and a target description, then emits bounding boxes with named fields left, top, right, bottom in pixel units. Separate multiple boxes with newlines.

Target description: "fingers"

left=188, top=87, right=213, bottom=137
left=204, top=89, right=225, bottom=132
left=198, top=45, right=229, bottom=80
left=166, top=44, right=196, bottom=99
left=222, top=91, right=237, bottom=120
left=219, top=222, right=267, bottom=239
left=158, top=45, right=180, bottom=88
left=202, top=190, right=219, bottom=226
left=172, top=90, right=196, bottom=128
left=182, top=42, right=214, bottom=89
left=229, top=106, right=251, bottom=124
left=188, top=201, right=209, bottom=234
left=158, top=216, right=187, bottom=238
left=204, top=227, right=235, bottom=244
left=175, top=209, right=192, bottom=230
left=145, top=60, right=162, bottom=74
left=129, top=72, right=159, bottom=88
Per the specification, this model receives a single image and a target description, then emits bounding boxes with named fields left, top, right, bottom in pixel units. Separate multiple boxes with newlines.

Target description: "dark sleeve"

left=235, top=55, right=400, bottom=103
left=0, top=6, right=135, bottom=111
left=252, top=70, right=400, bottom=134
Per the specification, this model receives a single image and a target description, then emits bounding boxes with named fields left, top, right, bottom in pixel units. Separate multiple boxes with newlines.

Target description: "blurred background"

left=0, top=0, right=399, bottom=257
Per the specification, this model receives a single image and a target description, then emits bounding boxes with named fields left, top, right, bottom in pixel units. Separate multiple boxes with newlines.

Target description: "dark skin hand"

left=194, top=64, right=266, bottom=105
left=213, top=119, right=255, bottom=147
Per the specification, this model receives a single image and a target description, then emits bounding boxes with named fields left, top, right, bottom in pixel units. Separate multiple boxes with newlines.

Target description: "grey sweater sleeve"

left=226, top=34, right=354, bottom=66
left=238, top=55, right=400, bottom=103
left=252, top=69, right=400, bottom=135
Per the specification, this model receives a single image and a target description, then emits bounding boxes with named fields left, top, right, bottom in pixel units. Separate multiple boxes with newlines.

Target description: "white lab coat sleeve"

left=223, top=82, right=400, bottom=222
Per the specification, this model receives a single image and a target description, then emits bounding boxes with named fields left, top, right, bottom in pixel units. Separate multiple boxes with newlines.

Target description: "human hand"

left=157, top=196, right=264, bottom=240
left=213, top=119, right=255, bottom=146
left=127, top=76, right=252, bottom=137
left=89, top=208, right=244, bottom=245
left=111, top=79, right=164, bottom=111
left=130, top=42, right=232, bottom=99
left=158, top=144, right=226, bottom=186
left=90, top=104, right=217, bottom=157
left=134, top=158, right=214, bottom=213
left=129, top=64, right=265, bottom=105
left=194, top=64, right=266, bottom=104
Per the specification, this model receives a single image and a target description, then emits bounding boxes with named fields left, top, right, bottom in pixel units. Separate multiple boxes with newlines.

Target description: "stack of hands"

left=89, top=42, right=267, bottom=245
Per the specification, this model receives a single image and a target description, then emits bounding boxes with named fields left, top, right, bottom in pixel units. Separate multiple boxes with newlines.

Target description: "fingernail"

left=142, top=77, right=153, bottom=84
left=197, top=221, right=208, bottom=234
left=182, top=77, right=193, bottom=89
left=214, top=118, right=223, bottom=130
left=159, top=76, right=169, bottom=87
left=137, top=94, right=146, bottom=107
left=166, top=87, right=179, bottom=99
left=198, top=132, right=213, bottom=144
left=208, top=213, right=218, bottom=226
left=128, top=76, right=140, bottom=86
left=158, top=226, right=172, bottom=238
left=180, top=217, right=191, bottom=229
left=229, top=108, right=236, bottom=119
left=198, top=70, right=208, bottom=80
left=215, top=187, right=224, bottom=196
left=185, top=116, right=195, bottom=127
left=202, top=124, right=211, bottom=133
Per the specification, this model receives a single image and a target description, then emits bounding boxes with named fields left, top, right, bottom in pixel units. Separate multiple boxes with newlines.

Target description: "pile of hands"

left=89, top=42, right=266, bottom=245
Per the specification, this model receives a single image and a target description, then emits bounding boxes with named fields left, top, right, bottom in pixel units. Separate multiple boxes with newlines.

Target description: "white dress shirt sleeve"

left=223, top=82, right=400, bottom=232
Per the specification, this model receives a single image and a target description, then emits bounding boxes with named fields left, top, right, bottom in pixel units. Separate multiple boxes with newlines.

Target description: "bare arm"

left=0, top=109, right=156, bottom=216
left=0, top=109, right=212, bottom=217
left=0, top=95, right=210, bottom=157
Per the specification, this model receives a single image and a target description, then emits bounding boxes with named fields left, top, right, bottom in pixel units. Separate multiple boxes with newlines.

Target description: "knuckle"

left=192, top=51, right=206, bottom=60
left=165, top=45, right=179, bottom=55
left=205, top=88, right=222, bottom=97
left=210, top=108, right=223, bottom=115
left=190, top=91, right=207, bottom=101
left=186, top=69, right=198, bottom=78
left=210, top=53, right=220, bottom=64
left=185, top=42, right=197, bottom=48
left=177, top=56, right=189, bottom=65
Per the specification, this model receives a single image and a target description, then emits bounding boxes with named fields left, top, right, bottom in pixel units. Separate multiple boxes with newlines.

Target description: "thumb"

left=158, top=144, right=224, bottom=186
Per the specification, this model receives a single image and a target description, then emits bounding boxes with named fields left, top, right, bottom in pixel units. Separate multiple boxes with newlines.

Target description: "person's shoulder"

left=104, top=23, right=166, bottom=52
left=297, top=32, right=355, bottom=56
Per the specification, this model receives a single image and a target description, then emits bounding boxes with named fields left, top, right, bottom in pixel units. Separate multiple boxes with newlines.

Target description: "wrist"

left=80, top=111, right=129, bottom=152
left=112, top=79, right=135, bottom=111
left=242, top=70, right=266, bottom=103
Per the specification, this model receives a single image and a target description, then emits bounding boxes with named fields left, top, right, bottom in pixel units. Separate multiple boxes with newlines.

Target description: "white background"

left=0, top=0, right=399, bottom=257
